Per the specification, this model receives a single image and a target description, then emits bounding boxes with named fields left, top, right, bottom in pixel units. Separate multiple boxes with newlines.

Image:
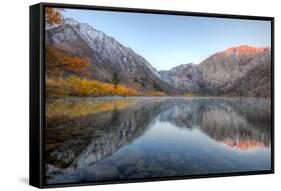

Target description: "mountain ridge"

left=160, top=45, right=271, bottom=95
left=46, top=17, right=177, bottom=94
left=46, top=18, right=271, bottom=97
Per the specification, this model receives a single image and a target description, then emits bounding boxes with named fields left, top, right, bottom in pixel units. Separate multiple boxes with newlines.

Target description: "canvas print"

left=44, top=7, right=272, bottom=185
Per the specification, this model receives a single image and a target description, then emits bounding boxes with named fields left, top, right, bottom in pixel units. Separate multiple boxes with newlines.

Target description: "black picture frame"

left=30, top=2, right=275, bottom=189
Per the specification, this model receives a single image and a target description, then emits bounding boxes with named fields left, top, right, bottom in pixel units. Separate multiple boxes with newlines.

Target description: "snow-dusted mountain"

left=159, top=63, right=201, bottom=92
left=46, top=18, right=176, bottom=93
left=46, top=18, right=271, bottom=97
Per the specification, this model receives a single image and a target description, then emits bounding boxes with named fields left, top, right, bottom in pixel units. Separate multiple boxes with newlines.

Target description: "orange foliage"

left=184, top=92, right=194, bottom=97
left=45, top=8, right=64, bottom=25
left=144, top=91, right=166, bottom=96
left=45, top=79, right=68, bottom=96
left=60, top=56, right=90, bottom=72
left=46, top=46, right=90, bottom=78
left=46, top=77, right=168, bottom=97
left=46, top=77, right=141, bottom=97
left=115, top=85, right=139, bottom=96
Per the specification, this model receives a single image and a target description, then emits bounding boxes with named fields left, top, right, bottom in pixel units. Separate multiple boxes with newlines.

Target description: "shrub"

left=46, top=77, right=142, bottom=97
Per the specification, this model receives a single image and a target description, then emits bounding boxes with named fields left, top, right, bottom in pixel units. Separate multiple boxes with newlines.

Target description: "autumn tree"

left=45, top=7, right=64, bottom=25
left=112, top=72, right=120, bottom=93
left=185, top=92, right=194, bottom=97
left=152, top=80, right=163, bottom=92
left=46, top=46, right=90, bottom=79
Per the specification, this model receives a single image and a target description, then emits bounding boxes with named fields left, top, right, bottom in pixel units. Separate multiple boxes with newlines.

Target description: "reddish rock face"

left=197, top=45, right=271, bottom=96
left=159, top=44, right=271, bottom=96
left=225, top=45, right=269, bottom=56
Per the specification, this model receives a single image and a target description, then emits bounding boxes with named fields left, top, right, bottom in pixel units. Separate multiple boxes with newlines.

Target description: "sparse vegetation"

left=152, top=80, right=163, bottom=92
left=112, top=72, right=120, bottom=93
left=184, top=92, right=194, bottom=97
left=45, top=46, right=167, bottom=97
left=45, top=7, right=64, bottom=25
left=46, top=77, right=140, bottom=97
left=46, top=46, right=90, bottom=79
left=46, top=77, right=167, bottom=97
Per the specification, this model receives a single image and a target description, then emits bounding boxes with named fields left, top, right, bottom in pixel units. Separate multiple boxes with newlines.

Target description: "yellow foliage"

left=45, top=8, right=64, bottom=25
left=46, top=99, right=137, bottom=118
left=46, top=79, right=68, bottom=96
left=184, top=92, right=194, bottom=97
left=46, top=77, right=168, bottom=97
left=143, top=91, right=166, bottom=96
left=46, top=46, right=90, bottom=79
left=116, top=85, right=139, bottom=96
left=46, top=77, right=141, bottom=97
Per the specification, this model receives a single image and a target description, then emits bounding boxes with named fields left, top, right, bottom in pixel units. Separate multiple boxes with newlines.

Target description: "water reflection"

left=45, top=97, right=271, bottom=184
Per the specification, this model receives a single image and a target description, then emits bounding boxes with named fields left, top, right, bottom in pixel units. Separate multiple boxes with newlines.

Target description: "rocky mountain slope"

left=159, top=63, right=201, bottom=93
left=46, top=18, right=271, bottom=97
left=160, top=45, right=271, bottom=96
left=197, top=45, right=271, bottom=91
left=223, top=63, right=271, bottom=97
left=46, top=18, right=177, bottom=94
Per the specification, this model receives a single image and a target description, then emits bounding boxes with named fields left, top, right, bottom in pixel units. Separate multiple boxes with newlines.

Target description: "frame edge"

left=31, top=2, right=275, bottom=188
left=29, top=3, right=44, bottom=188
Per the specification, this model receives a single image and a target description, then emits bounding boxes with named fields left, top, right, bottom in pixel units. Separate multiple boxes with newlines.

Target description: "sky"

left=63, top=9, right=271, bottom=71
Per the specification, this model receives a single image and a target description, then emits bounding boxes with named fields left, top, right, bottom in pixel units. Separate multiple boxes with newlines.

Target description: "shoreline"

left=46, top=96, right=271, bottom=100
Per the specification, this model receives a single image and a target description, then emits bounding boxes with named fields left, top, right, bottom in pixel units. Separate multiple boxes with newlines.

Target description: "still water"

left=45, top=97, right=271, bottom=184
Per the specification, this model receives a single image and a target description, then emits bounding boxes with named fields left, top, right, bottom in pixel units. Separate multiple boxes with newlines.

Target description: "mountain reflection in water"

left=45, top=97, right=271, bottom=184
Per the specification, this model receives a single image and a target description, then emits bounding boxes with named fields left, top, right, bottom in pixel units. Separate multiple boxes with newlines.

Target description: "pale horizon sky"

left=62, top=9, right=271, bottom=71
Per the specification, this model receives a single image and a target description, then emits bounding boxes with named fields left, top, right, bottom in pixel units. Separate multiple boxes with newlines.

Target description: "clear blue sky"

left=63, top=9, right=271, bottom=71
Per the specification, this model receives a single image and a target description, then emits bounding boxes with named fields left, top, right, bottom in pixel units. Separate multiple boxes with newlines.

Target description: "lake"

left=45, top=97, right=272, bottom=184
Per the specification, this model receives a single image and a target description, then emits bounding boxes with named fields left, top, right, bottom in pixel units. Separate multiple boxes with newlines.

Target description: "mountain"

left=159, top=45, right=271, bottom=96
left=223, top=63, right=271, bottom=97
left=159, top=63, right=201, bottom=93
left=46, top=18, right=271, bottom=97
left=45, top=18, right=176, bottom=94
left=197, top=45, right=271, bottom=91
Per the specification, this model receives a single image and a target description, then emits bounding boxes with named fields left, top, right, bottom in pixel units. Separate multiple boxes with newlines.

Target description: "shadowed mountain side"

left=223, top=63, right=271, bottom=97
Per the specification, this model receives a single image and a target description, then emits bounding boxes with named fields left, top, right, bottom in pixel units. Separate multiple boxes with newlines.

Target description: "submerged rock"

left=87, top=164, right=119, bottom=180
left=122, top=166, right=137, bottom=176
left=160, top=169, right=178, bottom=177
left=147, top=162, right=164, bottom=172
